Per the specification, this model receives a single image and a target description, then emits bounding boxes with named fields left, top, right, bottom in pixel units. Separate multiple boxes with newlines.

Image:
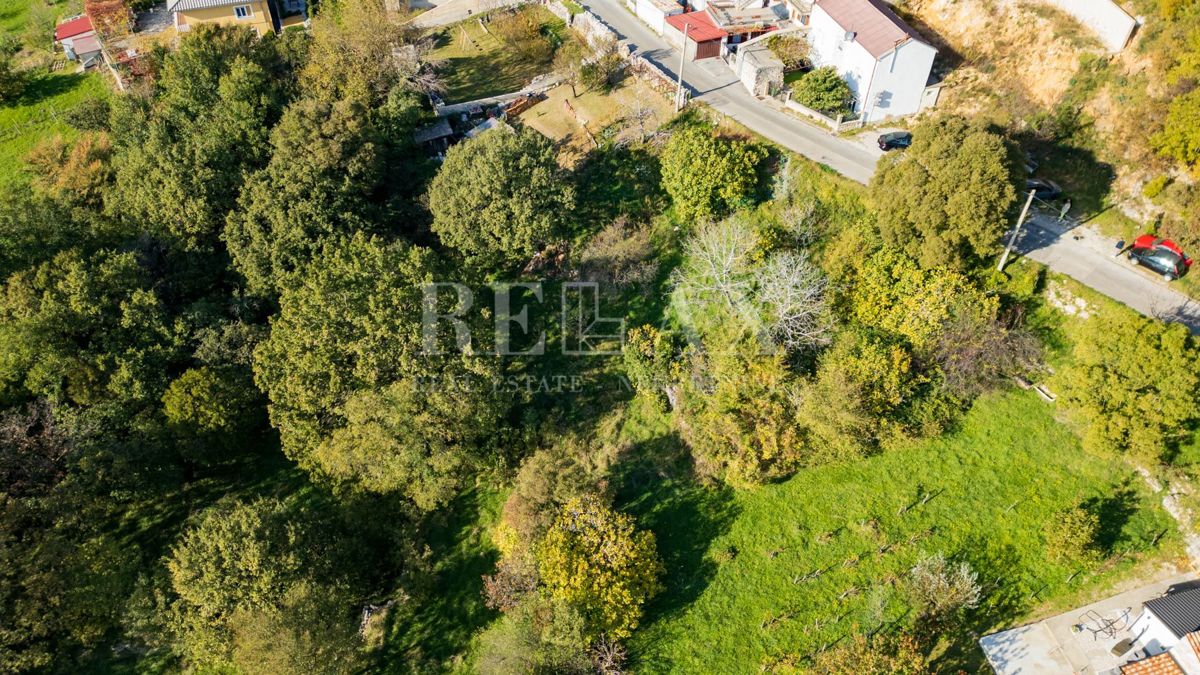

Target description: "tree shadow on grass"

left=572, top=143, right=667, bottom=234
left=14, top=72, right=89, bottom=109
left=613, top=433, right=740, bottom=624
left=379, top=488, right=500, bottom=671
left=1081, top=481, right=1139, bottom=555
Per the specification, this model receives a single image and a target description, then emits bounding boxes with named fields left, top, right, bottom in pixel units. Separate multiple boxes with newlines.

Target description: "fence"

left=782, top=98, right=862, bottom=133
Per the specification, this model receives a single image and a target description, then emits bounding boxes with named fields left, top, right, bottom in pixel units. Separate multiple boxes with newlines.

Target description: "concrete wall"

left=863, top=37, right=936, bottom=122
left=1042, top=0, right=1137, bottom=53
left=176, top=0, right=273, bottom=35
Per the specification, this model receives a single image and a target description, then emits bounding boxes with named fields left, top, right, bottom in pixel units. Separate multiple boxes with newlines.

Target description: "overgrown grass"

left=0, top=69, right=108, bottom=185
left=616, top=390, right=1180, bottom=672
left=428, top=7, right=566, bottom=103
left=379, top=488, right=504, bottom=673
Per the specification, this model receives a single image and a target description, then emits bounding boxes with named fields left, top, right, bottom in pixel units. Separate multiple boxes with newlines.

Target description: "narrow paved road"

left=413, top=0, right=1200, bottom=331
left=581, top=0, right=880, bottom=183
left=1015, top=213, right=1200, bottom=332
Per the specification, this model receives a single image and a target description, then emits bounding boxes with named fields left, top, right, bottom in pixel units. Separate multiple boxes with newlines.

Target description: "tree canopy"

left=427, top=126, right=574, bottom=270
left=870, top=116, right=1020, bottom=269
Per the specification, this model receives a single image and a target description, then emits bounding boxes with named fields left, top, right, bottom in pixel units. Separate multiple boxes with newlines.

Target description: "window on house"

left=234, top=4, right=252, bottom=18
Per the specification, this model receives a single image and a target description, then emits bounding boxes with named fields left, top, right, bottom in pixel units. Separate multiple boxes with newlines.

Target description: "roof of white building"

left=1146, top=588, right=1200, bottom=639
left=813, top=0, right=926, bottom=59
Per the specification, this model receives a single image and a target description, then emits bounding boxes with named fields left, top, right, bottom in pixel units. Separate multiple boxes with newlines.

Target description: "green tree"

left=1044, top=505, right=1100, bottom=563
left=107, top=27, right=289, bottom=252
left=660, top=125, right=766, bottom=221
left=1054, top=313, right=1200, bottom=458
left=1152, top=89, right=1200, bottom=176
left=791, top=66, right=850, bottom=115
left=0, top=249, right=181, bottom=406
left=166, top=497, right=304, bottom=665
left=847, top=249, right=997, bottom=352
left=537, top=495, right=662, bottom=640
left=162, top=366, right=262, bottom=462
left=427, top=126, right=574, bottom=270
left=870, top=116, right=1019, bottom=269
left=225, top=95, right=387, bottom=294
left=313, top=378, right=500, bottom=509
left=253, top=233, right=500, bottom=474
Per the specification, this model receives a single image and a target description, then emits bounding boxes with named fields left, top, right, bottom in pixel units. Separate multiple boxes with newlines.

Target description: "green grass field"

left=614, top=390, right=1180, bottom=672
left=429, top=7, right=566, bottom=103
left=0, top=69, right=108, bottom=186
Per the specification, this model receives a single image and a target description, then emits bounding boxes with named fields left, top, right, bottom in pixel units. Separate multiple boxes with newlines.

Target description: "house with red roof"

left=54, top=14, right=102, bottom=63
left=805, top=0, right=937, bottom=122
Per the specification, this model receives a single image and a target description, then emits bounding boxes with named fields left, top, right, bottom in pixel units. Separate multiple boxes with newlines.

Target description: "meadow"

left=0, top=70, right=107, bottom=184
left=615, top=390, right=1180, bottom=672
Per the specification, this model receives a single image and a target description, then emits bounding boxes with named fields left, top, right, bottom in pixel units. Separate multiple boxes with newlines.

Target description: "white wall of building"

left=806, top=6, right=876, bottom=112
left=1042, top=0, right=1137, bottom=53
left=634, top=0, right=681, bottom=35
left=1130, top=609, right=1181, bottom=657
left=806, top=4, right=935, bottom=122
left=863, top=38, right=936, bottom=122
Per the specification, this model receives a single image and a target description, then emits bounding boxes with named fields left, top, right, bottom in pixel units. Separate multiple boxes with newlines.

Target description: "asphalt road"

left=580, top=0, right=880, bottom=184
left=1015, top=213, right=1200, bottom=332
left=413, top=0, right=1200, bottom=331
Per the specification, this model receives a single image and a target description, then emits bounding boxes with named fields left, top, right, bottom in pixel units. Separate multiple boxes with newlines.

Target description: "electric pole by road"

left=997, top=189, right=1037, bottom=273
left=674, top=23, right=690, bottom=112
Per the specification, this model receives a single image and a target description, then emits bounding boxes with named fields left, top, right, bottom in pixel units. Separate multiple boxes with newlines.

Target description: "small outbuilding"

left=633, top=0, right=684, bottom=36
left=55, top=15, right=100, bottom=62
left=664, top=11, right=727, bottom=60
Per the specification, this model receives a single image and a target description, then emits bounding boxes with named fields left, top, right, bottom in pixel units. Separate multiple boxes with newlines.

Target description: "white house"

left=806, top=0, right=936, bottom=122
left=1124, top=588, right=1200, bottom=673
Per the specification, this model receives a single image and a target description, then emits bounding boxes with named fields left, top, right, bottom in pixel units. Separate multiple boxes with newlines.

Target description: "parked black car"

left=1025, top=178, right=1063, bottom=201
left=878, top=131, right=913, bottom=151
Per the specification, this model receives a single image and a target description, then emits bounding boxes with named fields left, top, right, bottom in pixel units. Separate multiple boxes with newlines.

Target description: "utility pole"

left=997, top=189, right=1036, bottom=273
left=675, top=23, right=690, bottom=112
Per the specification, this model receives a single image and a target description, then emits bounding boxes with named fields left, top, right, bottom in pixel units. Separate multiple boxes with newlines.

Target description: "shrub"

left=65, top=98, right=112, bottom=131
left=623, top=325, right=676, bottom=408
left=537, top=495, right=663, bottom=640
left=1044, top=505, right=1100, bottom=563
left=477, top=597, right=592, bottom=674
left=660, top=125, right=766, bottom=221
left=1055, top=312, right=1200, bottom=459
left=1152, top=89, right=1200, bottom=176
left=906, top=552, right=981, bottom=622
left=581, top=50, right=623, bottom=93
left=791, top=66, right=851, bottom=116
left=1143, top=175, right=1171, bottom=199
left=811, top=631, right=931, bottom=674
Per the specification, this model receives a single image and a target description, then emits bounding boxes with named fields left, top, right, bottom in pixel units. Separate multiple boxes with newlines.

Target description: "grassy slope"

left=617, top=391, right=1180, bottom=673
left=428, top=7, right=564, bottom=103
left=0, top=70, right=109, bottom=185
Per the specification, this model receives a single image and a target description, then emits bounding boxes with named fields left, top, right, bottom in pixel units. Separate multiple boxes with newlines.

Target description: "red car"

left=1128, top=235, right=1193, bottom=281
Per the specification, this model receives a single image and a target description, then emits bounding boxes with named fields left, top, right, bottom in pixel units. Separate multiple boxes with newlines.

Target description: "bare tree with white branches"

left=755, top=251, right=833, bottom=351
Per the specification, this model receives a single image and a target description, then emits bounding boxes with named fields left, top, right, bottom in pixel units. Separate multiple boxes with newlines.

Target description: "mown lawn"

left=428, top=7, right=565, bottom=103
left=0, top=69, right=109, bottom=185
left=615, top=390, right=1181, bottom=673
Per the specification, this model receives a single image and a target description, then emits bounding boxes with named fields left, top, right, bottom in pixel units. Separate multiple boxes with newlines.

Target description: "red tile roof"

left=666, top=11, right=727, bottom=43
left=1121, top=653, right=1185, bottom=675
left=814, top=0, right=925, bottom=59
left=54, top=15, right=94, bottom=41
